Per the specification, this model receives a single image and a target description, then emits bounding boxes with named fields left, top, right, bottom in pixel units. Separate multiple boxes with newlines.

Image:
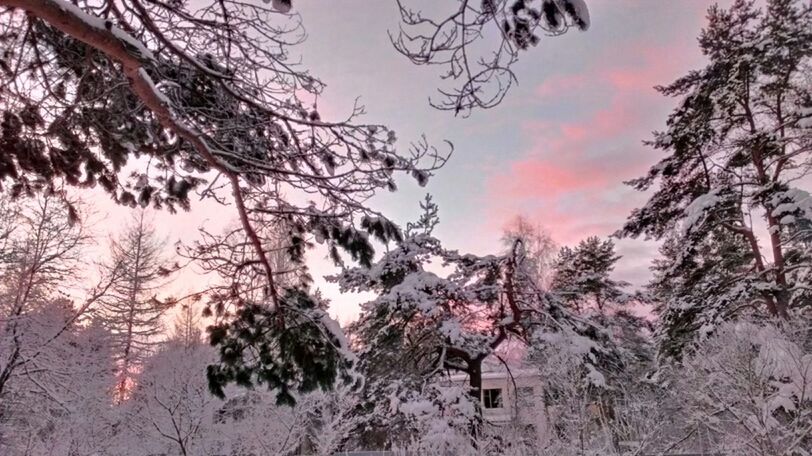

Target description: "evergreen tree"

left=337, top=196, right=625, bottom=447
left=550, top=236, right=629, bottom=314
left=98, top=210, right=172, bottom=401
left=647, top=230, right=756, bottom=360
left=204, top=286, right=356, bottom=406
left=534, top=237, right=651, bottom=452
left=190, top=214, right=357, bottom=405
left=620, top=0, right=812, bottom=358
left=338, top=197, right=515, bottom=431
left=0, top=0, right=444, bottom=399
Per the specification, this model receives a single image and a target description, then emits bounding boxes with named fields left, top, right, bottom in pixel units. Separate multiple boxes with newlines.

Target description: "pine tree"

left=620, top=0, right=812, bottom=358
left=337, top=196, right=625, bottom=447
left=647, top=230, right=756, bottom=360
left=550, top=236, right=629, bottom=314
left=532, top=236, right=650, bottom=452
left=0, top=0, right=444, bottom=399
left=194, top=214, right=357, bottom=405
left=338, top=197, right=511, bottom=433
left=98, top=210, right=172, bottom=401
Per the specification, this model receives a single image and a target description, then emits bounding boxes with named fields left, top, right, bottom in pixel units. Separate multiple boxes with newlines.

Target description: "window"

left=482, top=388, right=503, bottom=409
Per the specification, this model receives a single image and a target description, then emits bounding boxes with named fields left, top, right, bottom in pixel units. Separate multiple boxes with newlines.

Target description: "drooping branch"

left=1, top=0, right=284, bottom=306
left=1, top=0, right=448, bottom=280
left=392, top=0, right=590, bottom=115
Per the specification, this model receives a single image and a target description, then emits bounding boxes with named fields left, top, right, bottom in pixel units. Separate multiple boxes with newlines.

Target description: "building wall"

left=446, top=370, right=551, bottom=444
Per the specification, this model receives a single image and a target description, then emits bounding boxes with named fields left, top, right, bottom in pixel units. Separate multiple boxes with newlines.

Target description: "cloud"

left=484, top=39, right=704, bottom=254
left=535, top=74, right=590, bottom=99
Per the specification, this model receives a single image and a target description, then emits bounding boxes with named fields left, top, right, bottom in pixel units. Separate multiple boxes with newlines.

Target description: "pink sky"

left=485, top=39, right=702, bottom=244
left=84, top=1, right=732, bottom=324
left=294, top=1, right=731, bottom=321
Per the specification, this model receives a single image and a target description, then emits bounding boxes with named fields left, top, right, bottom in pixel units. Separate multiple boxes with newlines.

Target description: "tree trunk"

left=468, top=359, right=484, bottom=443
left=741, top=74, right=792, bottom=320
left=0, top=0, right=282, bottom=310
left=116, top=214, right=144, bottom=402
left=764, top=210, right=791, bottom=319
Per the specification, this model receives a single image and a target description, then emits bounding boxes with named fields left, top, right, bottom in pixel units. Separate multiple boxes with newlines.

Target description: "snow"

left=5, top=1, right=810, bottom=454
left=270, top=0, right=293, bottom=14
left=382, top=270, right=449, bottom=312
left=681, top=189, right=722, bottom=236
left=56, top=0, right=154, bottom=61
left=585, top=364, right=606, bottom=388
left=771, top=188, right=812, bottom=222
left=400, top=397, right=436, bottom=417
left=566, top=0, right=591, bottom=30
left=439, top=319, right=463, bottom=344
left=111, top=27, right=154, bottom=60
left=138, top=68, right=172, bottom=107
left=320, top=311, right=352, bottom=355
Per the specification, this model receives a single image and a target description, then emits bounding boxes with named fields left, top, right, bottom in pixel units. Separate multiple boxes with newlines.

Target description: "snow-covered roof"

left=445, top=368, right=540, bottom=382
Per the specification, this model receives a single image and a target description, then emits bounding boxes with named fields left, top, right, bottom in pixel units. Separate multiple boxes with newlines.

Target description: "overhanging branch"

left=1, top=0, right=280, bottom=307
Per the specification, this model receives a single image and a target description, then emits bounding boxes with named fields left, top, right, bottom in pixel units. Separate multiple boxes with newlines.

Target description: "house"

left=444, top=366, right=550, bottom=443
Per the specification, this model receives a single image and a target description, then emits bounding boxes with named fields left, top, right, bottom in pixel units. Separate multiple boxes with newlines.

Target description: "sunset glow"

left=2, top=1, right=810, bottom=454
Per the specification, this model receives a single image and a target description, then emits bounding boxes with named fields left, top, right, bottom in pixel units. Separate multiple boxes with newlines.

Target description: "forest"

left=0, top=0, right=810, bottom=455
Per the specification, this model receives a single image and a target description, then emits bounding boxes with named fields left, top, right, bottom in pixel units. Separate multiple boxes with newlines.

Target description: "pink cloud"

left=484, top=40, right=705, bottom=246
left=602, top=44, right=696, bottom=91
left=535, top=74, right=590, bottom=98
left=492, top=158, right=606, bottom=199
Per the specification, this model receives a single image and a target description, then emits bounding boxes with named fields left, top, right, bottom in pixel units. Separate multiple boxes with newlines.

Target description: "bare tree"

left=501, top=214, right=557, bottom=289
left=661, top=320, right=812, bottom=456
left=0, top=306, right=118, bottom=456
left=120, top=341, right=318, bottom=456
left=392, top=0, right=590, bottom=114
left=0, top=0, right=447, bottom=397
left=169, top=298, right=202, bottom=349
left=296, top=386, right=361, bottom=455
left=0, top=193, right=91, bottom=396
left=98, top=209, right=173, bottom=402
left=123, top=343, right=217, bottom=456
left=0, top=194, right=120, bottom=456
left=181, top=216, right=307, bottom=320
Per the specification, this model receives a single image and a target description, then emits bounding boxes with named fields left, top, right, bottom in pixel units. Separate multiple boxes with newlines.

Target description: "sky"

left=92, top=0, right=733, bottom=324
